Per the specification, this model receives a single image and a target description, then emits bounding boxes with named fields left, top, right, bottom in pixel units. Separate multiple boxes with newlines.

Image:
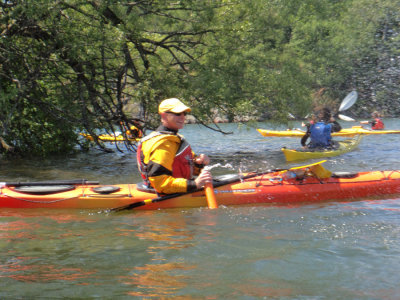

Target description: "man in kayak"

left=301, top=107, right=342, bottom=149
left=137, top=98, right=212, bottom=194
left=360, top=111, right=385, bottom=130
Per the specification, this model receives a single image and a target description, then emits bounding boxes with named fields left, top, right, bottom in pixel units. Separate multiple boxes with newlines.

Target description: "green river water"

left=1, top=120, right=400, bottom=299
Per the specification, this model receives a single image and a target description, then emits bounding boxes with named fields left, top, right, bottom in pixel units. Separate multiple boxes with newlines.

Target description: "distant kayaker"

left=137, top=98, right=212, bottom=194
left=126, top=122, right=143, bottom=139
left=360, top=111, right=385, bottom=130
left=119, top=120, right=143, bottom=139
left=301, top=107, right=342, bottom=149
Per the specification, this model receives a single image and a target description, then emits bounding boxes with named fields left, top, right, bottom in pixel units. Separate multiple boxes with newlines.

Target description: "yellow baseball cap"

left=158, top=98, right=191, bottom=114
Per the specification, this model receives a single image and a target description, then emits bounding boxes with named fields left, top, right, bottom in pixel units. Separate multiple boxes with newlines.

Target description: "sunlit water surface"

left=1, top=120, right=400, bottom=299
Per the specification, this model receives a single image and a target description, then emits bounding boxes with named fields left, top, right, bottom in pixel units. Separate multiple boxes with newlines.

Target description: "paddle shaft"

left=111, top=172, right=265, bottom=212
left=204, top=182, right=218, bottom=209
left=110, top=162, right=327, bottom=212
left=111, top=174, right=260, bottom=212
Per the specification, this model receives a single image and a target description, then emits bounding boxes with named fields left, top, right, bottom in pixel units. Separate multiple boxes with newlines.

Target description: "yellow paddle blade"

left=289, top=160, right=327, bottom=170
left=281, top=160, right=332, bottom=179
left=310, top=164, right=332, bottom=179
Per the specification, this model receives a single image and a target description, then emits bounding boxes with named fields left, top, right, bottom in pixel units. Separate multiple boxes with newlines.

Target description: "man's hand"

left=195, top=169, right=213, bottom=189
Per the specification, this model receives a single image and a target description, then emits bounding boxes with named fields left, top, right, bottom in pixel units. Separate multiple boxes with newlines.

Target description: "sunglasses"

left=167, top=111, right=187, bottom=116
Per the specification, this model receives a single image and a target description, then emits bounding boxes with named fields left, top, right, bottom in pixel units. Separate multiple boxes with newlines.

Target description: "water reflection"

left=0, top=202, right=399, bottom=298
left=124, top=262, right=195, bottom=298
left=112, top=212, right=198, bottom=297
left=0, top=213, right=98, bottom=286
left=0, top=220, right=40, bottom=242
left=0, top=256, right=95, bottom=282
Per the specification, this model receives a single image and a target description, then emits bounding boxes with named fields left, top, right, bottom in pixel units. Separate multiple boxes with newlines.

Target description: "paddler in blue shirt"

left=301, top=107, right=342, bottom=149
left=137, top=98, right=212, bottom=194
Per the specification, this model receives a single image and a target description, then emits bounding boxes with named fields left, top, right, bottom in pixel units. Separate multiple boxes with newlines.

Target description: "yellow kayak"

left=282, top=136, right=362, bottom=162
left=258, top=126, right=400, bottom=137
left=80, top=133, right=140, bottom=142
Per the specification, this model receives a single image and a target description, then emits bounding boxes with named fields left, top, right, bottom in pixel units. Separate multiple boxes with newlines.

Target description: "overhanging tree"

left=0, top=0, right=219, bottom=155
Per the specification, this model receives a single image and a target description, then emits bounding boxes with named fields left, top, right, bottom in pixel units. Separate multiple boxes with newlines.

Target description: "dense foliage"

left=1, top=0, right=400, bottom=156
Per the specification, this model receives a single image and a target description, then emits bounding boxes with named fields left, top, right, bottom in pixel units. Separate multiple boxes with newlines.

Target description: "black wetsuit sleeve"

left=186, top=180, right=197, bottom=192
left=301, top=125, right=311, bottom=146
left=331, top=121, right=342, bottom=132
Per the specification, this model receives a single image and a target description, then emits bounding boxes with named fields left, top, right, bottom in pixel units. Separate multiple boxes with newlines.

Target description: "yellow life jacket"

left=137, top=131, right=195, bottom=194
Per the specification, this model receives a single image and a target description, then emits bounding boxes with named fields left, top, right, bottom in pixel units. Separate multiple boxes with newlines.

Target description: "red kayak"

left=1, top=162, right=400, bottom=210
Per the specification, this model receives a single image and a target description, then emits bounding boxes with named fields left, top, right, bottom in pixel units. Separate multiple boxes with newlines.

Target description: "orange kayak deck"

left=1, top=170, right=400, bottom=210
